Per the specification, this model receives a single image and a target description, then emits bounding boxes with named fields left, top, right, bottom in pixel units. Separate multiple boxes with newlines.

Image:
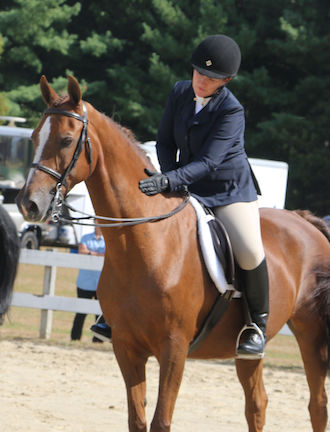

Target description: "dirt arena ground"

left=1, top=339, right=328, bottom=431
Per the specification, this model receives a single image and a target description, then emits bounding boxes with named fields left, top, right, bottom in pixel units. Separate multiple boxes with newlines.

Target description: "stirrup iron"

left=235, top=322, right=265, bottom=360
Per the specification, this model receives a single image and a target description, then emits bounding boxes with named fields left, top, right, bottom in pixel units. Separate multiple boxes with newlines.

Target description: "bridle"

left=32, top=103, right=92, bottom=187
left=31, top=102, right=190, bottom=227
left=31, top=102, right=92, bottom=222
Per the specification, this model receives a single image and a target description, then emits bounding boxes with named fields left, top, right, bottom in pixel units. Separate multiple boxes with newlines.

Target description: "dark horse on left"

left=0, top=205, right=20, bottom=324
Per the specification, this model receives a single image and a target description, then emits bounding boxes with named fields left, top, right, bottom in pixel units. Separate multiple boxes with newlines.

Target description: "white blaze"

left=26, top=117, right=51, bottom=186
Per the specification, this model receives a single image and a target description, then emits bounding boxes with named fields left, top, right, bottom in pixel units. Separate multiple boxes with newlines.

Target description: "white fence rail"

left=11, top=249, right=291, bottom=339
left=12, top=249, right=103, bottom=339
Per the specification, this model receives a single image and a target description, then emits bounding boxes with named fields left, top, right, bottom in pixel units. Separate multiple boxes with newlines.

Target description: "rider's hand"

left=139, top=168, right=169, bottom=196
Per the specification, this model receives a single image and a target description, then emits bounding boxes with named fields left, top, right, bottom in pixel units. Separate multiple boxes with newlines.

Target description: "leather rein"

left=32, top=103, right=189, bottom=228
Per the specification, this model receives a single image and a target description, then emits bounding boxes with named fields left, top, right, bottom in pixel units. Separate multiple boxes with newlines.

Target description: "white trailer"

left=249, top=158, right=288, bottom=209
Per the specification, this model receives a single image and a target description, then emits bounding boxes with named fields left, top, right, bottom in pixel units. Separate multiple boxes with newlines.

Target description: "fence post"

left=39, top=253, right=57, bottom=339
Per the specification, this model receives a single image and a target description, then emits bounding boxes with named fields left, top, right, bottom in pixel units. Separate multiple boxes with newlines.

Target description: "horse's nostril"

left=27, top=200, right=39, bottom=215
left=22, top=199, right=42, bottom=221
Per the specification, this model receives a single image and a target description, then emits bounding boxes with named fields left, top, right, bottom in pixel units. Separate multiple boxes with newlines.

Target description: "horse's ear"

left=67, top=75, right=82, bottom=106
left=40, top=75, right=59, bottom=106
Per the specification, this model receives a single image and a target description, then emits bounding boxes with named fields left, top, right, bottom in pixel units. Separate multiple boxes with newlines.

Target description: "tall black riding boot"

left=236, top=258, right=269, bottom=359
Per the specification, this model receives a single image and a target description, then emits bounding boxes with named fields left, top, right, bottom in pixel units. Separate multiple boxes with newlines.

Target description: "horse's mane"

left=53, top=95, right=70, bottom=107
left=117, top=125, right=138, bottom=143
left=101, top=113, right=156, bottom=170
left=294, top=209, right=330, bottom=242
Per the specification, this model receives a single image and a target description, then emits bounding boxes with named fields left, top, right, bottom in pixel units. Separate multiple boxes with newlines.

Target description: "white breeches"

left=213, top=200, right=265, bottom=271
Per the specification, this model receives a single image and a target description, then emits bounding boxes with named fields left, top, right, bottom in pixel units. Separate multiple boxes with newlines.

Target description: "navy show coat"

left=156, top=80, right=259, bottom=207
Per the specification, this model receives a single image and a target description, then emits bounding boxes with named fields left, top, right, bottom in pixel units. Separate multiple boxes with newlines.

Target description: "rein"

left=32, top=103, right=190, bottom=227
left=60, top=193, right=190, bottom=228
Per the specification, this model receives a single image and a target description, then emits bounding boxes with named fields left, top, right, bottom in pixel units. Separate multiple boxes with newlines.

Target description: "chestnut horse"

left=17, top=76, right=330, bottom=432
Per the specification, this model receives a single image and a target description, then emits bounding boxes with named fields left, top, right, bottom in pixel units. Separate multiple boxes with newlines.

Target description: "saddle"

left=189, top=196, right=239, bottom=294
left=205, top=207, right=236, bottom=287
left=188, top=197, right=243, bottom=354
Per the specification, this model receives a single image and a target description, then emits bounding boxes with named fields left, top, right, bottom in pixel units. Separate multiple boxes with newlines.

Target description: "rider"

left=138, top=34, right=269, bottom=359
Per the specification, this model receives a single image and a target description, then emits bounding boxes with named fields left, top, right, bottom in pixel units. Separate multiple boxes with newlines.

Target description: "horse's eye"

left=62, top=137, right=73, bottom=147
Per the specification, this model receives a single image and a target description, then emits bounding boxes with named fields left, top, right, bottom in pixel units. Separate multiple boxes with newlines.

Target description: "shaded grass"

left=264, top=335, right=303, bottom=370
left=1, top=250, right=305, bottom=369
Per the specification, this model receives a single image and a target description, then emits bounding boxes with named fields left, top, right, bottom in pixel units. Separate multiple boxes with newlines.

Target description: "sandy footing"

left=0, top=340, right=326, bottom=431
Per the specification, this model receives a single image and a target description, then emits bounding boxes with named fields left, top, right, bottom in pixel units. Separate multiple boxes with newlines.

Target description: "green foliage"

left=0, top=0, right=80, bottom=76
left=0, top=93, right=9, bottom=115
left=0, top=0, right=328, bottom=214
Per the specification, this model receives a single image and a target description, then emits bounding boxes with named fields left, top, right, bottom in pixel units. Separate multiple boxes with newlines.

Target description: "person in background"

left=70, top=224, right=105, bottom=342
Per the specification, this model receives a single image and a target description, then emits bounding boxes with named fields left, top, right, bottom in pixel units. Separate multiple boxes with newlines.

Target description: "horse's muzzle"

left=16, top=186, right=52, bottom=223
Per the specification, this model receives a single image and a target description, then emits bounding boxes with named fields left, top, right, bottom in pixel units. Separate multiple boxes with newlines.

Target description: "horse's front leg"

left=150, top=334, right=189, bottom=432
left=235, top=358, right=268, bottom=431
left=113, top=343, right=148, bottom=432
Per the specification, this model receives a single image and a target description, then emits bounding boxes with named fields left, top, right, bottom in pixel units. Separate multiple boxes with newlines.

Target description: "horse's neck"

left=83, top=108, right=195, bottom=280
left=85, top=109, right=160, bottom=220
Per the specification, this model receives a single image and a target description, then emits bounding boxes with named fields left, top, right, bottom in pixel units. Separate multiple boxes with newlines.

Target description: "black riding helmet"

left=191, top=34, right=241, bottom=79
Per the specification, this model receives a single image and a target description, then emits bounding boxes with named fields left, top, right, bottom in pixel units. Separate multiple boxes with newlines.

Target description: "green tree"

left=0, top=0, right=80, bottom=118
left=0, top=0, right=328, bottom=214
left=0, top=32, right=9, bottom=114
left=230, top=0, right=330, bottom=214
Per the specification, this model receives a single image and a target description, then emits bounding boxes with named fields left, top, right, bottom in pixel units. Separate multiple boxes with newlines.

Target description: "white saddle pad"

left=189, top=196, right=239, bottom=296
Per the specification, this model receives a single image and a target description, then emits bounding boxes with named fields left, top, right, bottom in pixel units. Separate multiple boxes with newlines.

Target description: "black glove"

left=139, top=168, right=169, bottom=196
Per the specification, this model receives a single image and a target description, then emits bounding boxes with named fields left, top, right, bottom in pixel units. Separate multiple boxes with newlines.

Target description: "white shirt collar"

left=194, top=96, right=211, bottom=114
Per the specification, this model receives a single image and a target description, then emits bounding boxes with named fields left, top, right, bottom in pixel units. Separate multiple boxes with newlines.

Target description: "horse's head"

left=17, top=75, right=93, bottom=222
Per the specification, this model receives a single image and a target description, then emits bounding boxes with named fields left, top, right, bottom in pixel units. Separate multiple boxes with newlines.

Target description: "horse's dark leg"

left=150, top=336, right=188, bottom=432
left=290, top=321, right=328, bottom=432
left=235, top=359, right=267, bottom=431
left=113, top=343, right=148, bottom=432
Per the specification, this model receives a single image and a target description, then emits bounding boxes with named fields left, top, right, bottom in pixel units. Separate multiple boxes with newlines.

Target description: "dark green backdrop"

left=0, top=0, right=329, bottom=214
